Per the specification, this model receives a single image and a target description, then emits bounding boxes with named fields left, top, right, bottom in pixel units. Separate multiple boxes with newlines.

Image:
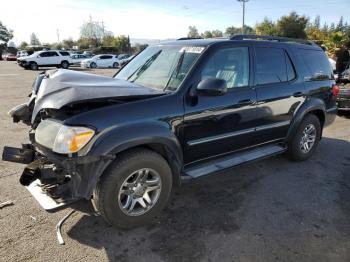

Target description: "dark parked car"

left=2, top=35, right=338, bottom=229
left=337, top=85, right=350, bottom=111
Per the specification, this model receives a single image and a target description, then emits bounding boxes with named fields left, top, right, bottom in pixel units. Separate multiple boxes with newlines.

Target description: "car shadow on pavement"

left=67, top=164, right=264, bottom=262
left=67, top=137, right=350, bottom=262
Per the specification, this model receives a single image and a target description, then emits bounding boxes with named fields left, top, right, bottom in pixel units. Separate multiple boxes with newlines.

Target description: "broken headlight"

left=53, top=125, right=95, bottom=154
left=35, top=120, right=95, bottom=154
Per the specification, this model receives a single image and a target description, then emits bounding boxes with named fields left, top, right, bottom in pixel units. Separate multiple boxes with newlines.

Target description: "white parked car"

left=16, top=50, right=28, bottom=57
left=17, top=50, right=73, bottom=70
left=70, top=54, right=88, bottom=65
left=81, top=54, right=120, bottom=68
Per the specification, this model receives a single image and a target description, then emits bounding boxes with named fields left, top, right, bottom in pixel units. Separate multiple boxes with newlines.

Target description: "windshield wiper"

left=127, top=50, right=162, bottom=82
left=164, top=50, right=186, bottom=91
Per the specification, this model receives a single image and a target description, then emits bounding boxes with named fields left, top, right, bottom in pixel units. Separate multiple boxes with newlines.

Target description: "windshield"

left=115, top=45, right=203, bottom=91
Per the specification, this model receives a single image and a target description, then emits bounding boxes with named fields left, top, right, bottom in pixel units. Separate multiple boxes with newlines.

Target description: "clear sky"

left=2, top=0, right=350, bottom=45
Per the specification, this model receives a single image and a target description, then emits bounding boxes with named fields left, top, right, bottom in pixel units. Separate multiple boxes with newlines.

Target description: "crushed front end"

left=2, top=129, right=110, bottom=211
left=2, top=69, right=163, bottom=211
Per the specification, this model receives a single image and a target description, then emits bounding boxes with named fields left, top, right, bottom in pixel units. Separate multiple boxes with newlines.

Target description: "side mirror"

left=196, top=78, right=227, bottom=96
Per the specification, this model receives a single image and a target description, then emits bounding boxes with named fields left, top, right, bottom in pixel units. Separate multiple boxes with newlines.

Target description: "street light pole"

left=237, top=0, right=249, bottom=34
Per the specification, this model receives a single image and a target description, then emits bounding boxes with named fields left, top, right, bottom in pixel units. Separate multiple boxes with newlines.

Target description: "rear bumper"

left=2, top=144, right=111, bottom=211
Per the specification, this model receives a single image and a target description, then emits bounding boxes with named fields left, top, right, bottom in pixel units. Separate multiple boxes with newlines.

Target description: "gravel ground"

left=0, top=61, right=349, bottom=262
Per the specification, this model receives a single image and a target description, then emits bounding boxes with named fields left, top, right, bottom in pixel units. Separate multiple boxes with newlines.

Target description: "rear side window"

left=59, top=51, right=70, bottom=56
left=48, top=51, right=58, bottom=57
left=255, top=47, right=294, bottom=85
left=299, top=49, right=333, bottom=81
left=100, top=55, right=112, bottom=59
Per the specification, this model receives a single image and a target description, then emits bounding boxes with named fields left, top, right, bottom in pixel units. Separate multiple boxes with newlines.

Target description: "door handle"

left=293, top=92, right=304, bottom=97
left=237, top=99, right=254, bottom=106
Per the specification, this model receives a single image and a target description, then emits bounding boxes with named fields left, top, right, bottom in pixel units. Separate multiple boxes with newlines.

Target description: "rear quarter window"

left=59, top=51, right=70, bottom=56
left=299, top=49, right=333, bottom=81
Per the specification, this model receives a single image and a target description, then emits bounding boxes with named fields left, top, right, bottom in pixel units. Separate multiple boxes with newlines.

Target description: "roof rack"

left=230, top=34, right=317, bottom=46
left=177, top=37, right=203, bottom=40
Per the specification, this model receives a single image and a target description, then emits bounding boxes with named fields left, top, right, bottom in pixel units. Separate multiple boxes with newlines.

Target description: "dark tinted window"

left=201, top=47, right=249, bottom=88
left=100, top=55, right=112, bottom=59
left=299, top=49, right=333, bottom=81
left=255, top=47, right=287, bottom=85
left=59, top=51, right=70, bottom=56
left=286, top=52, right=296, bottom=81
left=48, top=51, right=58, bottom=57
left=38, top=52, right=49, bottom=57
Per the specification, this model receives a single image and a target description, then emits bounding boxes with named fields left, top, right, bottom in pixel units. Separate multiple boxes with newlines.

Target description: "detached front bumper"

left=2, top=144, right=112, bottom=211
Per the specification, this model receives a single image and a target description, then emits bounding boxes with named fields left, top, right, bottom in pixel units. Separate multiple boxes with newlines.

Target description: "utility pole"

left=56, top=29, right=60, bottom=43
left=237, top=0, right=249, bottom=34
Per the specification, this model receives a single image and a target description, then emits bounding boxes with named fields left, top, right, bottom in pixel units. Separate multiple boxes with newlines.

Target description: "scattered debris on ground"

left=0, top=200, right=14, bottom=209
left=56, top=210, right=76, bottom=245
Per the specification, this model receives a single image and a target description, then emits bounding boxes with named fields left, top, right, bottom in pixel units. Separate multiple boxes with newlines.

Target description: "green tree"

left=313, top=15, right=321, bottom=29
left=336, top=16, right=344, bottom=32
left=225, top=25, right=254, bottom=36
left=30, top=33, right=41, bottom=45
left=62, top=38, right=75, bottom=49
left=275, top=12, right=308, bottom=39
left=211, top=30, right=223, bottom=37
left=201, top=30, right=212, bottom=38
left=19, top=41, right=28, bottom=50
left=256, top=18, right=276, bottom=35
left=187, top=26, right=200, bottom=38
left=0, top=21, right=13, bottom=59
left=225, top=26, right=241, bottom=36
left=114, top=35, right=130, bottom=53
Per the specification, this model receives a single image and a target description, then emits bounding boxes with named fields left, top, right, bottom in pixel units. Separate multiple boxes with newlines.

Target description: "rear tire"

left=92, top=148, right=173, bottom=229
left=61, top=61, right=69, bottom=69
left=30, top=62, right=38, bottom=70
left=287, top=114, right=321, bottom=161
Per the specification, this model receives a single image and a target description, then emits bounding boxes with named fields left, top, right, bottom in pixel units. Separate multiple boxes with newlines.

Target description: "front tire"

left=288, top=114, right=321, bottom=161
left=92, top=148, right=173, bottom=229
left=113, top=62, right=119, bottom=68
left=30, top=62, right=38, bottom=70
left=90, top=62, right=97, bottom=68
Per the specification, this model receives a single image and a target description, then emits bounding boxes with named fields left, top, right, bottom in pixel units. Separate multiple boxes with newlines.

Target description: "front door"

left=183, top=46, right=258, bottom=164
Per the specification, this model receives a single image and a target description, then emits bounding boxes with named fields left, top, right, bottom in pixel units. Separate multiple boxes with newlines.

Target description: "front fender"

left=286, top=98, right=326, bottom=142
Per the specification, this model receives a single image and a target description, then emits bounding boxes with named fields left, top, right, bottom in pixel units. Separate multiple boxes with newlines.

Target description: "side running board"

left=184, top=144, right=286, bottom=179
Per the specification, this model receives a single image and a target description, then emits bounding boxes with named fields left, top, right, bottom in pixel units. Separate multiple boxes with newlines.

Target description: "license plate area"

left=2, top=146, right=35, bottom=164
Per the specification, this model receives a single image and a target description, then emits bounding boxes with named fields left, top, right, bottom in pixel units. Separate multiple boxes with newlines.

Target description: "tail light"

left=332, top=84, right=340, bottom=97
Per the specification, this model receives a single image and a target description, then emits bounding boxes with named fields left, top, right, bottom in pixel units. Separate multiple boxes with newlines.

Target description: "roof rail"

left=230, top=34, right=317, bottom=46
left=177, top=37, right=203, bottom=40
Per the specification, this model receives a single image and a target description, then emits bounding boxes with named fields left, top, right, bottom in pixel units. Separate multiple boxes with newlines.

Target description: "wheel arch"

left=287, top=98, right=326, bottom=142
left=84, top=122, right=184, bottom=195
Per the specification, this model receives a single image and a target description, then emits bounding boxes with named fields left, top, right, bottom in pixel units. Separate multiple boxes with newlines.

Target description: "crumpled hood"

left=31, top=69, right=164, bottom=123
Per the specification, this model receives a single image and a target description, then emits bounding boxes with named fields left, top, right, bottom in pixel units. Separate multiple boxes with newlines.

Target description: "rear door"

left=98, top=55, right=113, bottom=67
left=253, top=46, right=305, bottom=144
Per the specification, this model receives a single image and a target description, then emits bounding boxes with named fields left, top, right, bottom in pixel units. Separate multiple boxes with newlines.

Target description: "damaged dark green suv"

left=2, top=35, right=338, bottom=228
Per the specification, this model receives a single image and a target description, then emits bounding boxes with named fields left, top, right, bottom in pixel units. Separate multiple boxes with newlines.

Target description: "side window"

left=285, top=52, right=296, bottom=81
left=59, top=51, right=70, bottom=56
left=100, top=55, right=112, bottom=59
left=201, top=47, right=249, bottom=89
left=39, top=52, right=49, bottom=57
left=47, top=51, right=58, bottom=57
left=299, top=49, right=333, bottom=81
left=255, top=47, right=288, bottom=85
